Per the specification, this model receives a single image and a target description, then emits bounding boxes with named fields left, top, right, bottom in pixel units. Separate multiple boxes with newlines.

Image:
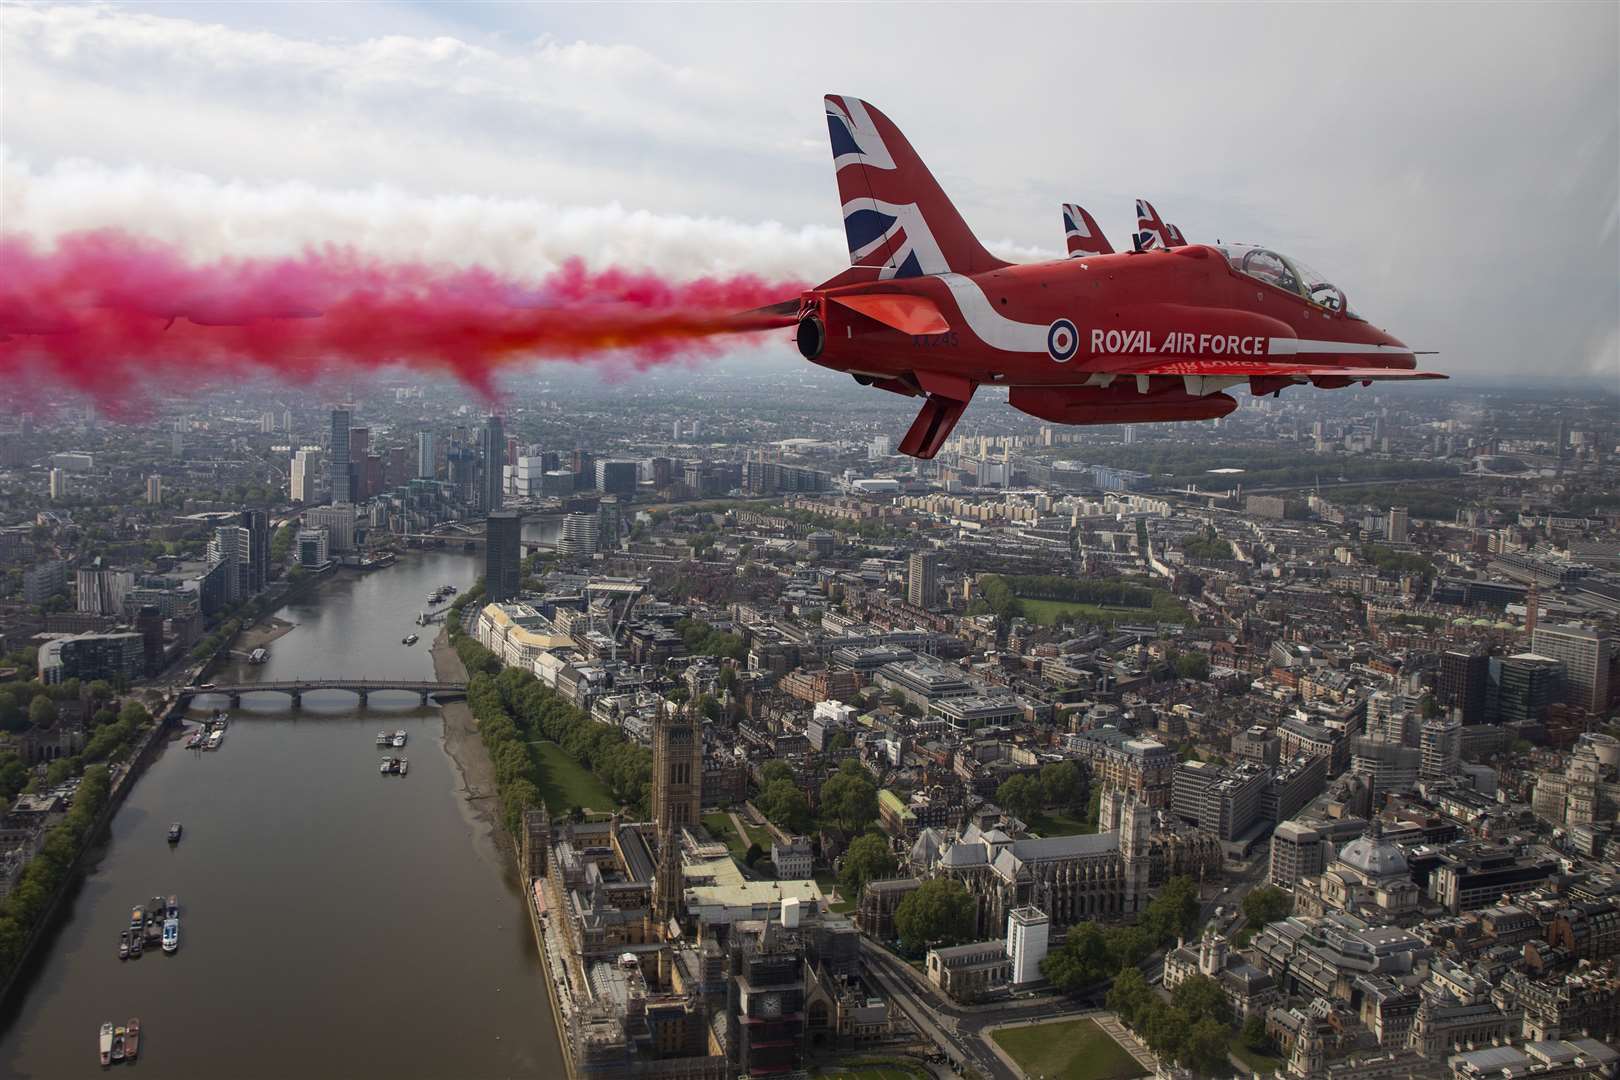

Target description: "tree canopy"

left=894, top=878, right=977, bottom=954
left=838, top=832, right=898, bottom=899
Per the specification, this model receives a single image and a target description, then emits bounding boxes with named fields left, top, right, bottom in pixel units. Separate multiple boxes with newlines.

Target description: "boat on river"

left=398, top=757, right=408, bottom=776
left=162, top=918, right=179, bottom=953
left=402, top=634, right=419, bottom=646
left=99, top=1022, right=113, bottom=1066
left=376, top=731, right=390, bottom=746
left=126, top=1018, right=140, bottom=1061
left=166, top=895, right=179, bottom=920
left=118, top=931, right=129, bottom=960
left=207, top=729, right=224, bottom=750
left=168, top=821, right=182, bottom=843
left=393, top=730, right=407, bottom=748
left=111, top=1026, right=126, bottom=1063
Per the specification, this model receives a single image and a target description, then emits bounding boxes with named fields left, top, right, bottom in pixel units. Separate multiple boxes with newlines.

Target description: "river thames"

left=0, top=551, right=565, bottom=1079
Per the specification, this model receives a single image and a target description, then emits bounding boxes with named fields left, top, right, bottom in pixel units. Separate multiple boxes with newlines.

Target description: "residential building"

left=479, top=414, right=504, bottom=513
left=327, top=405, right=352, bottom=504
left=290, top=448, right=320, bottom=503
left=907, top=552, right=938, bottom=610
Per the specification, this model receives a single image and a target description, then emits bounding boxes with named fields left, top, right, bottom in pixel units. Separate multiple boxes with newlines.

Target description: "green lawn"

left=1229, top=1038, right=1283, bottom=1074
left=992, top=1019, right=1146, bottom=1080
left=814, top=872, right=857, bottom=914
left=703, top=811, right=755, bottom=860
left=1017, top=596, right=1189, bottom=627
left=530, top=740, right=618, bottom=813
left=1028, top=810, right=1098, bottom=837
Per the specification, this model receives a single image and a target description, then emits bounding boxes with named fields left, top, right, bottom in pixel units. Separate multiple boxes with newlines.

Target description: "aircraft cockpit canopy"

left=1216, top=243, right=1363, bottom=320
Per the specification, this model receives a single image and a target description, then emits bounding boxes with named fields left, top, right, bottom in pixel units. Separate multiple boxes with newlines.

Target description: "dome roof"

left=1338, top=833, right=1409, bottom=879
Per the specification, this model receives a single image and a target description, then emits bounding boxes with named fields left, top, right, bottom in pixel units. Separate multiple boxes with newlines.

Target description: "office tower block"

left=1532, top=624, right=1615, bottom=714
left=1438, top=649, right=1489, bottom=725
left=484, top=510, right=522, bottom=603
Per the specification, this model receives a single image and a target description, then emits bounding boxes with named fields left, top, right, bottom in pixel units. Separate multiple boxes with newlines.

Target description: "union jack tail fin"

left=1165, top=223, right=1189, bottom=248
left=824, top=95, right=1008, bottom=279
left=1134, top=198, right=1174, bottom=251
left=1062, top=203, right=1114, bottom=257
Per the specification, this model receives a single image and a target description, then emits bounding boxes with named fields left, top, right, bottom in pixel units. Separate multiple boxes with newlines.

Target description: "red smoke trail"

left=0, top=230, right=806, bottom=411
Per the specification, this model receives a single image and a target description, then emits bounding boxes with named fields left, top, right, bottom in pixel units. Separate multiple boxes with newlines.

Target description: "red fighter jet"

left=789, top=96, right=1444, bottom=459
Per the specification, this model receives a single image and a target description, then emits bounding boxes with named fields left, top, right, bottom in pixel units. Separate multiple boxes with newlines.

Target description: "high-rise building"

left=484, top=510, right=522, bottom=603
left=1387, top=506, right=1409, bottom=544
left=1269, top=820, right=1328, bottom=888
left=296, top=528, right=330, bottom=567
left=48, top=468, right=68, bottom=500
left=290, top=449, right=321, bottom=503
left=594, top=459, right=638, bottom=498
left=557, top=513, right=600, bottom=557
left=304, top=504, right=357, bottom=552
left=907, top=551, right=937, bottom=609
left=416, top=432, right=437, bottom=480
left=1495, top=653, right=1563, bottom=724
left=1006, top=906, right=1050, bottom=985
left=240, top=509, right=270, bottom=594
left=135, top=604, right=164, bottom=675
left=1438, top=649, right=1489, bottom=725
left=479, top=415, right=504, bottom=513
left=76, top=567, right=134, bottom=616
left=869, top=435, right=892, bottom=460
left=207, top=525, right=250, bottom=605
left=1419, top=713, right=1462, bottom=779
left=1532, top=624, right=1615, bottom=714
left=327, top=406, right=352, bottom=504
left=145, top=475, right=163, bottom=504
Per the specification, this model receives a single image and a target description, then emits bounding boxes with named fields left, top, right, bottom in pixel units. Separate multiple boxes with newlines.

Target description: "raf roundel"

left=1047, top=318, right=1079, bottom=363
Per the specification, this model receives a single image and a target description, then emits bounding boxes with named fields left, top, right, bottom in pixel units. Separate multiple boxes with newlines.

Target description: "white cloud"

left=2, top=1, right=1615, bottom=378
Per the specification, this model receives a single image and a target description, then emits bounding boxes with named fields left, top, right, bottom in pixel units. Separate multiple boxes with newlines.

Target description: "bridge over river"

left=182, top=679, right=467, bottom=708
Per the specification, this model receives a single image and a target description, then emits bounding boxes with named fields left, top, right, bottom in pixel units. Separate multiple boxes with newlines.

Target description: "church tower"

left=1121, top=792, right=1152, bottom=914
left=651, top=703, right=702, bottom=926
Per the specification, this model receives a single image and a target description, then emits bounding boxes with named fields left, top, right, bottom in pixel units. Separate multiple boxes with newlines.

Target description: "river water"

left=0, top=551, right=565, bottom=1079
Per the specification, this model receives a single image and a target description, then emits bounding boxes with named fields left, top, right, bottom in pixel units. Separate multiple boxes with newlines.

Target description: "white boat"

left=398, top=757, right=408, bottom=776
left=380, top=757, right=393, bottom=774
left=99, top=1021, right=114, bottom=1066
left=393, top=730, right=407, bottom=748
left=207, top=729, right=224, bottom=750
left=162, top=918, right=179, bottom=953
left=376, top=731, right=390, bottom=746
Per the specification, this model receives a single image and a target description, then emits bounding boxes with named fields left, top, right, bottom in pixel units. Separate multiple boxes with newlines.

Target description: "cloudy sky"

left=3, top=1, right=1616, bottom=380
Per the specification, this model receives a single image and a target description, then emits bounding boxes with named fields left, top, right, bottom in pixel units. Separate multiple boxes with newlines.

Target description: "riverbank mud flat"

left=431, top=627, right=505, bottom=849
left=236, top=616, right=296, bottom=651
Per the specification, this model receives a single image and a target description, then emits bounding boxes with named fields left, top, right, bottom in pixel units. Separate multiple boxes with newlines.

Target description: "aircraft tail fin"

left=1165, top=223, right=1189, bottom=248
left=1062, top=203, right=1114, bottom=257
left=1134, top=198, right=1173, bottom=251
left=824, top=95, right=1009, bottom=279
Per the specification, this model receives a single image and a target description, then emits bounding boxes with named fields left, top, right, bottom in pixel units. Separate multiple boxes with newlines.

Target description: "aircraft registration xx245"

left=781, top=95, right=1445, bottom=460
